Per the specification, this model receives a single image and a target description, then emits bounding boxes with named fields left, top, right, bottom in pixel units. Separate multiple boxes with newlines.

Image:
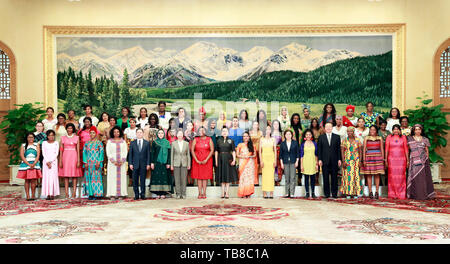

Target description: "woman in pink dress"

left=385, top=124, right=409, bottom=199
left=191, top=126, right=214, bottom=198
left=41, top=130, right=60, bottom=200
left=59, top=123, right=82, bottom=199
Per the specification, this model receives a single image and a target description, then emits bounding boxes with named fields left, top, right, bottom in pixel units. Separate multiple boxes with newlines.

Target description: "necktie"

left=138, top=140, right=142, bottom=151
left=328, top=134, right=331, bottom=145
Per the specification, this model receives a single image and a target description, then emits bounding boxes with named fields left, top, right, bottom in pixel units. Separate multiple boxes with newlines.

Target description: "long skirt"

left=237, top=158, right=256, bottom=197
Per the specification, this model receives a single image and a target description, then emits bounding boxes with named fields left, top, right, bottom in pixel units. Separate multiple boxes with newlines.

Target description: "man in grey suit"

left=171, top=129, right=191, bottom=199
left=128, top=129, right=151, bottom=200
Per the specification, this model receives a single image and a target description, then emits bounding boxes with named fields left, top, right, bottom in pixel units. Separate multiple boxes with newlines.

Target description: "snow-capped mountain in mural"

left=57, top=40, right=361, bottom=87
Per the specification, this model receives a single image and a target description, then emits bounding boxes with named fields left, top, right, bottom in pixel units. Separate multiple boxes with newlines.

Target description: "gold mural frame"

left=43, top=24, right=406, bottom=111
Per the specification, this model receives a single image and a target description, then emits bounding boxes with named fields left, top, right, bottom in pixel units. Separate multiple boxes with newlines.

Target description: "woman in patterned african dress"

left=83, top=127, right=104, bottom=200
left=340, top=126, right=362, bottom=198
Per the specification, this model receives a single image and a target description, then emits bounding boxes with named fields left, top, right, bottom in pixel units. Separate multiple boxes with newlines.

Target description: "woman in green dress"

left=83, top=127, right=104, bottom=200
left=150, top=129, right=173, bottom=199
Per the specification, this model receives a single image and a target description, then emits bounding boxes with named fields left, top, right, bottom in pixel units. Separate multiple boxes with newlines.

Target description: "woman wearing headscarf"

left=150, top=129, right=173, bottom=199
left=342, top=105, right=358, bottom=127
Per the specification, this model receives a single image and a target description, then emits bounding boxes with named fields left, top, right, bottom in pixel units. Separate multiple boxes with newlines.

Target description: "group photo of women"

left=18, top=101, right=436, bottom=202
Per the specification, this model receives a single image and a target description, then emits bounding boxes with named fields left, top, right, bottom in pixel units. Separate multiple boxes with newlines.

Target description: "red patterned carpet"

left=291, top=192, right=450, bottom=214
left=0, top=192, right=136, bottom=216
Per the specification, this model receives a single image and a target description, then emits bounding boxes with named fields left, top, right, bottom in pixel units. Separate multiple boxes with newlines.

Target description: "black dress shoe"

left=133, top=197, right=139, bottom=200
left=311, top=193, right=316, bottom=198
left=141, top=197, right=146, bottom=200
left=332, top=196, right=338, bottom=199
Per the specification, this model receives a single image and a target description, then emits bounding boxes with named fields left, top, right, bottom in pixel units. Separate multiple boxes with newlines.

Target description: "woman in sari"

left=150, top=129, right=173, bottom=199
left=236, top=131, right=256, bottom=198
left=83, top=127, right=104, bottom=200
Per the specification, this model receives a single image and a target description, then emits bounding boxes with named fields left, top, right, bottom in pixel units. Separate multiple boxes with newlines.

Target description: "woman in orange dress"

left=237, top=131, right=256, bottom=198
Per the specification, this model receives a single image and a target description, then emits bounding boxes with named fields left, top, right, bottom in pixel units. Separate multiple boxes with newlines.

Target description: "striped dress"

left=361, top=136, right=385, bottom=175
left=17, top=143, right=42, bottom=180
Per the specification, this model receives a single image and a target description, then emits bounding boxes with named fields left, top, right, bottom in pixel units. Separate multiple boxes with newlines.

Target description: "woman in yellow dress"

left=259, top=125, right=276, bottom=199
left=249, top=121, right=263, bottom=185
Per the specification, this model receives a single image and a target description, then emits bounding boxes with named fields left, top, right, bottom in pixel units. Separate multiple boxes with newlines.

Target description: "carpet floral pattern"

left=334, top=218, right=450, bottom=240
left=132, top=224, right=310, bottom=244
left=154, top=203, right=289, bottom=221
left=291, top=194, right=450, bottom=214
left=0, top=220, right=107, bottom=243
left=0, top=192, right=136, bottom=216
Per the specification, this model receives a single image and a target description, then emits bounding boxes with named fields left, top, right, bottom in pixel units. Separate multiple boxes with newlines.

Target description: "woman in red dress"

left=385, top=124, right=409, bottom=199
left=191, top=126, right=214, bottom=198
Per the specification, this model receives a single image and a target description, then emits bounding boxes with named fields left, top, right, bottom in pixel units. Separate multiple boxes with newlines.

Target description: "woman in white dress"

left=106, top=126, right=128, bottom=199
left=386, top=107, right=401, bottom=133
left=42, top=107, right=57, bottom=132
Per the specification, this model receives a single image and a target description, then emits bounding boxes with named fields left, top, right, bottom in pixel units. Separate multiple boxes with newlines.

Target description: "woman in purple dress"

left=406, top=124, right=435, bottom=200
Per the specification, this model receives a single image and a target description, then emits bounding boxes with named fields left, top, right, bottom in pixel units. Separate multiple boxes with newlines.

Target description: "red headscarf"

left=89, top=126, right=99, bottom=135
left=346, top=105, right=355, bottom=112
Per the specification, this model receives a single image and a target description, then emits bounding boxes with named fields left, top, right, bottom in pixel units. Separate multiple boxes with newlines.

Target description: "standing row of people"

left=19, top=101, right=435, bottom=200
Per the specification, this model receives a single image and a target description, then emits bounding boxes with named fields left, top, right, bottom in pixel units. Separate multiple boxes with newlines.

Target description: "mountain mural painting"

left=56, top=36, right=393, bottom=116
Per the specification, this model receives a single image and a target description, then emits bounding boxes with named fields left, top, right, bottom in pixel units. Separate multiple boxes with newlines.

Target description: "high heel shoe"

left=375, top=192, right=379, bottom=199
left=369, top=192, right=373, bottom=199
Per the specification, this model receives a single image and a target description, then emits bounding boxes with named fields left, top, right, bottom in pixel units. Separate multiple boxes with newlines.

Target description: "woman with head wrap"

left=342, top=105, right=358, bottom=127
left=150, top=129, right=173, bottom=199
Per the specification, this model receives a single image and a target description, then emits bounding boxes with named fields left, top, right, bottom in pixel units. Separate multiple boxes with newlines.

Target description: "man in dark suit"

left=318, top=122, right=342, bottom=198
left=128, top=128, right=151, bottom=200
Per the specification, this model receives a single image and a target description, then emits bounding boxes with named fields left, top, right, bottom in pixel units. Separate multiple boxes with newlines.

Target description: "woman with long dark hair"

left=236, top=131, right=256, bottom=198
left=319, top=103, right=336, bottom=128
left=290, top=113, right=303, bottom=142
left=407, top=124, right=435, bottom=200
